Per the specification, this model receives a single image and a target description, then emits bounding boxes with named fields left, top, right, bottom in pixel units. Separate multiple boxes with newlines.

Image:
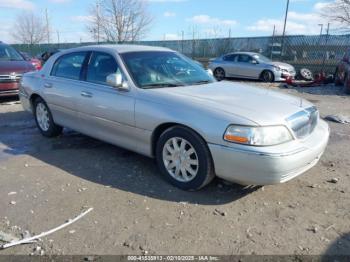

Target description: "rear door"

left=42, top=51, right=89, bottom=130
left=221, top=54, right=238, bottom=77
left=76, top=51, right=137, bottom=151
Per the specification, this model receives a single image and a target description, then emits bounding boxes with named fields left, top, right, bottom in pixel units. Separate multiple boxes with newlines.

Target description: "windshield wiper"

left=191, top=80, right=212, bottom=85
left=142, top=83, right=184, bottom=89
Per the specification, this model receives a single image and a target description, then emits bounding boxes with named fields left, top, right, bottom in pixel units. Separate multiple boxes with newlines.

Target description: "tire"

left=299, top=68, right=314, bottom=81
left=214, top=67, right=226, bottom=81
left=260, top=70, right=274, bottom=82
left=335, top=68, right=344, bottom=86
left=156, top=126, right=215, bottom=191
left=33, top=97, right=63, bottom=137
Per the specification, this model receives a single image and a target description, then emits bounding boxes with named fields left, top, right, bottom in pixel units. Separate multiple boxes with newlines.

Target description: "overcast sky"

left=0, top=0, right=334, bottom=44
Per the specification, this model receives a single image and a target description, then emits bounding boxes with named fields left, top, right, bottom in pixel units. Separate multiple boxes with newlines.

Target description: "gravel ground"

left=0, top=81, right=349, bottom=256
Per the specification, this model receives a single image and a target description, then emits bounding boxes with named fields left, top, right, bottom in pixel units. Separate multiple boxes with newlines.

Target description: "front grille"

left=286, top=106, right=319, bottom=139
left=0, top=74, right=22, bottom=83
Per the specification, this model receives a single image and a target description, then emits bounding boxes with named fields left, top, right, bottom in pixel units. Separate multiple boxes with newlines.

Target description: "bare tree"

left=88, top=0, right=153, bottom=43
left=321, top=0, right=350, bottom=30
left=11, top=11, right=47, bottom=45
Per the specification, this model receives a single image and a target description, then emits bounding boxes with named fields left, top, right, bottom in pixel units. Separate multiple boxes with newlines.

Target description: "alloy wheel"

left=162, top=137, right=199, bottom=182
left=36, top=102, right=50, bottom=131
left=214, top=68, right=225, bottom=81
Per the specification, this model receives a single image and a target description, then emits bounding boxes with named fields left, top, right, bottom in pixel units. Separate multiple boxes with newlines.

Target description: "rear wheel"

left=214, top=68, right=226, bottom=81
left=260, top=70, right=274, bottom=82
left=156, top=126, right=215, bottom=191
left=34, top=97, right=63, bottom=137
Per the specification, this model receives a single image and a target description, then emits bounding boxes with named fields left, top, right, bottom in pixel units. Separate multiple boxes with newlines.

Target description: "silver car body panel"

left=20, top=45, right=329, bottom=185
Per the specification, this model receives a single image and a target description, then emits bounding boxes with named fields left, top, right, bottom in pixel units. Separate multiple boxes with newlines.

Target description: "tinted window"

left=51, top=52, right=87, bottom=80
left=223, top=54, right=237, bottom=62
left=87, top=52, right=119, bottom=85
left=0, top=45, right=24, bottom=61
left=238, top=54, right=253, bottom=63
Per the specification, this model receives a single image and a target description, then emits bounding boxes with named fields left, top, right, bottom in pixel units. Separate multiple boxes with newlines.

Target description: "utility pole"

left=281, top=0, right=290, bottom=57
left=321, top=23, right=330, bottom=73
left=181, top=30, right=184, bottom=54
left=96, top=0, right=100, bottom=44
left=56, top=30, right=60, bottom=48
left=45, top=8, right=50, bottom=44
left=318, top=24, right=324, bottom=36
left=271, top=25, right=276, bottom=60
left=228, top=28, right=231, bottom=38
left=192, top=27, right=195, bottom=59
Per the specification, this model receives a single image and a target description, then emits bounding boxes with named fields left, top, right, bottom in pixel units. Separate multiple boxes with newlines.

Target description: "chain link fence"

left=12, top=34, right=350, bottom=75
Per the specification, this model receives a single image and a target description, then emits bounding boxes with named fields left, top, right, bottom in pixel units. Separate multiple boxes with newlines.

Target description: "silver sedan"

left=208, top=52, right=296, bottom=82
left=19, top=45, right=329, bottom=190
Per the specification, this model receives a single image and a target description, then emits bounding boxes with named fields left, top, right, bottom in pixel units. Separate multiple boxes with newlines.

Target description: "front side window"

left=87, top=52, right=119, bottom=85
left=51, top=52, right=87, bottom=80
left=121, top=51, right=214, bottom=89
left=0, top=45, right=24, bottom=61
left=238, top=54, right=253, bottom=63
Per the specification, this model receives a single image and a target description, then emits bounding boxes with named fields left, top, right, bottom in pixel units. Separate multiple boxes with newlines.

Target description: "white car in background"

left=209, top=52, right=296, bottom=82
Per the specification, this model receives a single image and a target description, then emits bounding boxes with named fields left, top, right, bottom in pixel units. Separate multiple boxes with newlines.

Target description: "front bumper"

left=0, top=82, right=19, bottom=97
left=274, top=71, right=296, bottom=81
left=209, top=120, right=329, bottom=185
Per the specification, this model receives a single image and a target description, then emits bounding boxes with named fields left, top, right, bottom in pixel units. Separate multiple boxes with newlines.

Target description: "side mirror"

left=106, top=71, right=129, bottom=91
left=252, top=60, right=259, bottom=64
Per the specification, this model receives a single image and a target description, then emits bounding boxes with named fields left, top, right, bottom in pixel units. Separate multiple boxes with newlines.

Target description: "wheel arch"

left=29, top=93, right=43, bottom=110
left=151, top=122, right=209, bottom=157
left=259, top=69, right=275, bottom=82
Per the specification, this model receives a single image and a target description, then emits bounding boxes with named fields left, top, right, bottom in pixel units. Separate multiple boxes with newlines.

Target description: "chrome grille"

left=286, top=106, right=319, bottom=139
left=0, top=74, right=22, bottom=83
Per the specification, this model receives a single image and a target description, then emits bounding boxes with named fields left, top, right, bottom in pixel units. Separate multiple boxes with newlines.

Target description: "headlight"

left=224, top=125, right=293, bottom=146
left=273, top=66, right=281, bottom=71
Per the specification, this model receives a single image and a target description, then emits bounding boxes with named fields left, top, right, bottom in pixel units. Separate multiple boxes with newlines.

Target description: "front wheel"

left=260, top=70, right=274, bottom=82
left=34, top=97, right=63, bottom=137
left=156, top=126, right=215, bottom=191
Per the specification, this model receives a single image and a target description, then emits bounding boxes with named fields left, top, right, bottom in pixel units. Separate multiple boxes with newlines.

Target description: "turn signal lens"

left=224, top=134, right=249, bottom=143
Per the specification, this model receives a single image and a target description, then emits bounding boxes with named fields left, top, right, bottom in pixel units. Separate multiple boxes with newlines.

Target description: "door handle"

left=44, top=83, right=53, bottom=88
left=81, top=91, right=93, bottom=98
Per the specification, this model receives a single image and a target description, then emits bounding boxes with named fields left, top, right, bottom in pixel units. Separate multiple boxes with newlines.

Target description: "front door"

left=76, top=51, right=136, bottom=151
left=236, top=54, right=261, bottom=79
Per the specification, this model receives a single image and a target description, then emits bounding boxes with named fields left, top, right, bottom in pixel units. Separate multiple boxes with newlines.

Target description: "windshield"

left=120, top=51, right=215, bottom=89
left=253, top=54, right=271, bottom=63
left=0, top=45, right=24, bottom=61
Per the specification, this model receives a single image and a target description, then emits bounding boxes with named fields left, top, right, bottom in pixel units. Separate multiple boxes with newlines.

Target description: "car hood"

left=0, top=60, right=35, bottom=74
left=146, top=81, right=312, bottom=126
left=271, top=61, right=295, bottom=71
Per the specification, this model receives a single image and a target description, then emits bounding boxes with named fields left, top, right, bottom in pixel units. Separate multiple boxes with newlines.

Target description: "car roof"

left=225, top=52, right=260, bottom=56
left=58, top=44, right=173, bottom=55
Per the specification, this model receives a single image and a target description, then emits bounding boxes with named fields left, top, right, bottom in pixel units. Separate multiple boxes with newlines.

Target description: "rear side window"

left=51, top=52, right=87, bottom=80
left=86, top=52, right=119, bottom=85
left=223, top=54, right=237, bottom=62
